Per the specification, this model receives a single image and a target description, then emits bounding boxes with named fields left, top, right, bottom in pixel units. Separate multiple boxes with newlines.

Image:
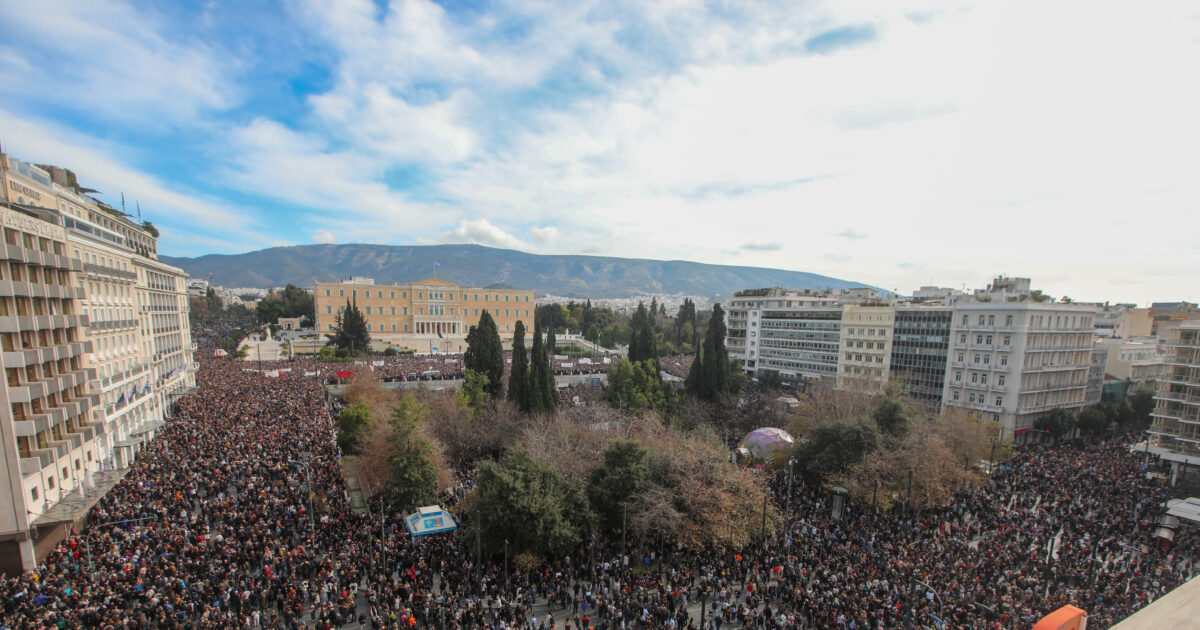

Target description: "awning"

left=31, top=467, right=131, bottom=527
left=129, top=419, right=166, bottom=436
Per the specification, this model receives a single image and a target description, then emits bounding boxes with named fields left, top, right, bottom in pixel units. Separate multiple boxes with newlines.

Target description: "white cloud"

left=529, top=225, right=560, bottom=245
left=0, top=110, right=265, bottom=252
left=313, top=229, right=337, bottom=244
left=831, top=229, right=867, bottom=240
left=0, top=0, right=232, bottom=124
left=442, top=219, right=526, bottom=250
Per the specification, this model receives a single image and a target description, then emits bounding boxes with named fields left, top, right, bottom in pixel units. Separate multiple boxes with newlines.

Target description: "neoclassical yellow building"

left=314, top=277, right=535, bottom=352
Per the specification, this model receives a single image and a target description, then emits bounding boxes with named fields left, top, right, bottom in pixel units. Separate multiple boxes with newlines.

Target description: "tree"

left=336, top=402, right=371, bottom=455
left=471, top=449, right=595, bottom=557
left=686, top=303, right=742, bottom=404
left=1115, top=399, right=1137, bottom=427
left=585, top=323, right=600, bottom=344
left=1130, top=389, right=1155, bottom=428
left=256, top=284, right=315, bottom=324
left=327, top=300, right=370, bottom=354
left=1076, top=405, right=1111, bottom=435
left=792, top=417, right=878, bottom=484
left=629, top=302, right=658, bottom=366
left=457, top=369, right=488, bottom=415
left=588, top=440, right=651, bottom=530
left=1035, top=408, right=1075, bottom=438
left=606, top=360, right=678, bottom=413
left=507, top=320, right=531, bottom=412
left=546, top=329, right=557, bottom=355
left=871, top=396, right=909, bottom=437
left=464, top=311, right=504, bottom=397
left=385, top=395, right=440, bottom=511
left=528, top=318, right=557, bottom=413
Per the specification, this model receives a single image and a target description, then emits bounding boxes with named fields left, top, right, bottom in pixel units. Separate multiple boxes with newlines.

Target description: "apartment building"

left=1092, top=304, right=1152, bottom=338
left=836, top=304, right=895, bottom=392
left=1147, top=322, right=1200, bottom=481
left=942, top=302, right=1096, bottom=440
left=889, top=305, right=952, bottom=407
left=726, top=288, right=843, bottom=386
left=1098, top=337, right=1164, bottom=390
left=314, top=278, right=535, bottom=352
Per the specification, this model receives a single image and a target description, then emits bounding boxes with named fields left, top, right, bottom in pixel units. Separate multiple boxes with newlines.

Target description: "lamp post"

left=785, top=457, right=796, bottom=517
left=914, top=579, right=943, bottom=625
left=503, top=539, right=509, bottom=599
left=288, top=452, right=316, bottom=534
left=621, top=502, right=628, bottom=568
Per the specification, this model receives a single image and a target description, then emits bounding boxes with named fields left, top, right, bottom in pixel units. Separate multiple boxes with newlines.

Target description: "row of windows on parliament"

left=324, top=288, right=530, bottom=302
left=326, top=305, right=532, bottom=319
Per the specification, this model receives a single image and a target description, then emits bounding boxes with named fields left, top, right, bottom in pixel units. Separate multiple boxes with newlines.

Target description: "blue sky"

left=0, top=0, right=1197, bottom=304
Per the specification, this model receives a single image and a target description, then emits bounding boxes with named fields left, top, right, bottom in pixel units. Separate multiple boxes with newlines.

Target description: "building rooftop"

left=1109, top=574, right=1200, bottom=629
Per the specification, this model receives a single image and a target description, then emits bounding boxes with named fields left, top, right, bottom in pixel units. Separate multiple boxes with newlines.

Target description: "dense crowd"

left=0, top=330, right=1194, bottom=629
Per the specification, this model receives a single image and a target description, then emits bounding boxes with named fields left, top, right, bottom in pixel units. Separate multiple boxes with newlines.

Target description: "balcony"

left=84, top=262, right=138, bottom=282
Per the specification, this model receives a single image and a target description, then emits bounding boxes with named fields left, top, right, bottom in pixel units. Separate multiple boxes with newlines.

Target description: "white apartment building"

left=726, top=288, right=842, bottom=385
left=1147, top=322, right=1200, bottom=481
left=942, top=302, right=1097, bottom=441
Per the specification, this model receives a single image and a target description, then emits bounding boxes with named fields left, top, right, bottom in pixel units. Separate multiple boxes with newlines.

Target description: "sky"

left=0, top=0, right=1197, bottom=305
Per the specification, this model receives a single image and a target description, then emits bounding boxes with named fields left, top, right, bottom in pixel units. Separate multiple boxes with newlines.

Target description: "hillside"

left=161, top=244, right=884, bottom=298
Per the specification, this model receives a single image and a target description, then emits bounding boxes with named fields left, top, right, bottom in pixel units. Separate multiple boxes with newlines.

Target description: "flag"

left=116, top=392, right=125, bottom=405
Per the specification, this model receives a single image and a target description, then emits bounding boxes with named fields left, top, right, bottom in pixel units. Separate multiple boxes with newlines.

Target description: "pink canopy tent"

left=743, top=427, right=795, bottom=459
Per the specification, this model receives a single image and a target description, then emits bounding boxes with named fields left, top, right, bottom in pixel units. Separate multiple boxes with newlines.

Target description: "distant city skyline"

left=0, top=0, right=1196, bottom=306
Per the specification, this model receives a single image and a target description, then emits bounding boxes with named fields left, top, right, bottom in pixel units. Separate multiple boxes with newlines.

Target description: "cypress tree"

left=465, top=311, right=504, bottom=397
left=687, top=303, right=733, bottom=403
left=529, top=319, right=557, bottom=413
left=508, top=320, right=531, bottom=412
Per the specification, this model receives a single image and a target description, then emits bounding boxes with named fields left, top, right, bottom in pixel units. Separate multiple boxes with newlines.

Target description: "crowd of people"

left=0, top=323, right=1195, bottom=629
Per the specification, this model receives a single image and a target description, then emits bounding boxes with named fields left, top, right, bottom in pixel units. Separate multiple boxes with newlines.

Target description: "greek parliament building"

left=0, top=152, right=194, bottom=574
left=315, top=277, right=535, bottom=353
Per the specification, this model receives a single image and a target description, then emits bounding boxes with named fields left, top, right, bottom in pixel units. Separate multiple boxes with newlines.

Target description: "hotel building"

left=0, top=153, right=193, bottom=573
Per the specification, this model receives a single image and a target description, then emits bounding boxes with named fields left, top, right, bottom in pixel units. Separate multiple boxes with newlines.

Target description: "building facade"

left=889, top=305, right=952, bottom=407
left=0, top=153, right=194, bottom=573
left=942, top=302, right=1096, bottom=440
left=836, top=304, right=895, bottom=391
left=1099, top=337, right=1164, bottom=391
left=0, top=200, right=100, bottom=573
left=726, top=288, right=843, bottom=386
left=133, top=257, right=195, bottom=414
left=314, top=278, right=535, bottom=352
left=1147, top=322, right=1200, bottom=481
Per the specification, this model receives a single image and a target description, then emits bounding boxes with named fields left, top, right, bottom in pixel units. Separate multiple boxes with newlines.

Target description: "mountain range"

left=161, top=244, right=885, bottom=298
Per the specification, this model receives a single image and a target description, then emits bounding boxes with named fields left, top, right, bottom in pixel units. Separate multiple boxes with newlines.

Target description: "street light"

left=914, top=579, right=944, bottom=624
left=288, top=453, right=316, bottom=534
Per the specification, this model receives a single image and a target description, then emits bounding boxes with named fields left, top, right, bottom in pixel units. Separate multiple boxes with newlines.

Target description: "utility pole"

left=622, top=502, right=627, bottom=567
